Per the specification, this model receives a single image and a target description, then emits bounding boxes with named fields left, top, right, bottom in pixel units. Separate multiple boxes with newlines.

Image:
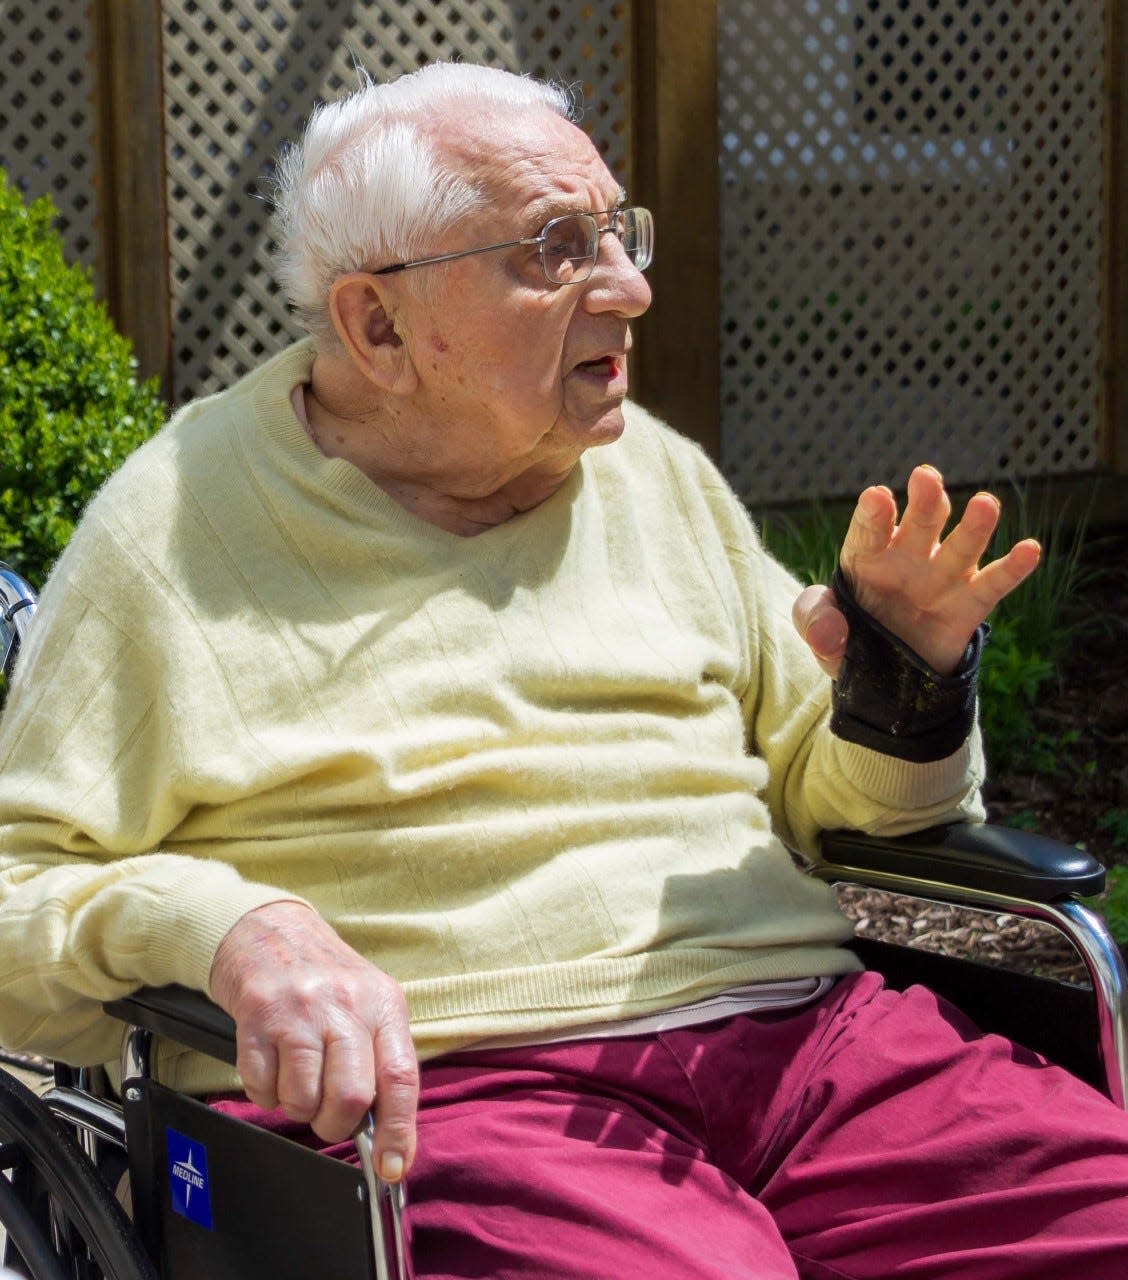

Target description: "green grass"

left=757, top=503, right=848, bottom=589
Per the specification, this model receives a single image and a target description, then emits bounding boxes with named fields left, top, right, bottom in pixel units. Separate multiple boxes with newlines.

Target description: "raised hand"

left=793, top=464, right=1041, bottom=678
left=209, top=900, right=418, bottom=1182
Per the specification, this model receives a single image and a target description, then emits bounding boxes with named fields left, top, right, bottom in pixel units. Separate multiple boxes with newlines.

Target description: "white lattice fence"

left=162, top=0, right=631, bottom=403
left=0, top=0, right=100, bottom=275
left=719, top=0, right=1108, bottom=504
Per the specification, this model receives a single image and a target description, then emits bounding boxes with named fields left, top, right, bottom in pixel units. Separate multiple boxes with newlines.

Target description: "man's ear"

left=328, top=273, right=419, bottom=395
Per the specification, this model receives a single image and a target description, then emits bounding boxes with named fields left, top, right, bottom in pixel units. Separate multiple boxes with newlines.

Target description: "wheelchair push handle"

left=104, top=983, right=415, bottom=1280
left=356, top=1114, right=415, bottom=1280
left=1, top=561, right=37, bottom=681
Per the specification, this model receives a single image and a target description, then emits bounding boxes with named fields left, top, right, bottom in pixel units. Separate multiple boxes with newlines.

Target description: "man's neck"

left=301, top=366, right=577, bottom=537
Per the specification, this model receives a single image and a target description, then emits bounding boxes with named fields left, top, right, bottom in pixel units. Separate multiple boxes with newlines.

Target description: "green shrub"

left=1099, top=810, right=1128, bottom=853
left=975, top=617, right=1056, bottom=772
left=1092, top=864, right=1128, bottom=945
left=0, top=171, right=166, bottom=589
left=977, top=489, right=1094, bottom=772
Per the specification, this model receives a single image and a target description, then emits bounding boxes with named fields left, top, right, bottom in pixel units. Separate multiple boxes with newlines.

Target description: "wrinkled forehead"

left=422, top=103, right=622, bottom=227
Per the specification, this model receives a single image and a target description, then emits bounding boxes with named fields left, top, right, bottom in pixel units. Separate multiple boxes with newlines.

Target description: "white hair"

left=270, top=62, right=577, bottom=341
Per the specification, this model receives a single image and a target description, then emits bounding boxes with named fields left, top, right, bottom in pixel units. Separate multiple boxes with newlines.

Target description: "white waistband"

left=468, top=976, right=836, bottom=1052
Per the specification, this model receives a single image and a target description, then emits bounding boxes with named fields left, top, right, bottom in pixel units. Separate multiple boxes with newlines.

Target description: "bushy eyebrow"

left=523, top=186, right=628, bottom=233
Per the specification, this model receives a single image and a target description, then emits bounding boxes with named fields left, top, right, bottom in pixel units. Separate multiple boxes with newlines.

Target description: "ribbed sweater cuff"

left=141, top=866, right=311, bottom=998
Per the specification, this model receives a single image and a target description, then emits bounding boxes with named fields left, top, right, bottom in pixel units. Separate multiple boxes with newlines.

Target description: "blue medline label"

left=167, top=1128, right=214, bottom=1229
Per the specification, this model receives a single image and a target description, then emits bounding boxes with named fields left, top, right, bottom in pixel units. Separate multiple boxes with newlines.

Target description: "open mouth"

left=576, top=355, right=619, bottom=375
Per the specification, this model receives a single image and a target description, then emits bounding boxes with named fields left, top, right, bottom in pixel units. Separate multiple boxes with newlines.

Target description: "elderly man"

left=1, top=61, right=1125, bottom=1279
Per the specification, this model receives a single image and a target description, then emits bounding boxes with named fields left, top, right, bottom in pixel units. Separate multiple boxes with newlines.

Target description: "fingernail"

left=380, top=1151, right=404, bottom=1182
left=807, top=614, right=848, bottom=658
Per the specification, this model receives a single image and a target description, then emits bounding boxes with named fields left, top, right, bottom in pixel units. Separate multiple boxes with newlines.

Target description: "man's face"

left=391, top=106, right=653, bottom=491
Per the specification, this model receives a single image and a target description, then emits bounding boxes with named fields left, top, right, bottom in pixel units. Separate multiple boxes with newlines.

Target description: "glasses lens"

left=619, top=207, right=654, bottom=272
left=542, top=214, right=598, bottom=284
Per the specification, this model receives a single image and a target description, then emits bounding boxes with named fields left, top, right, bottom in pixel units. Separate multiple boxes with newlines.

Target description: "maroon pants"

left=216, top=972, right=1128, bottom=1278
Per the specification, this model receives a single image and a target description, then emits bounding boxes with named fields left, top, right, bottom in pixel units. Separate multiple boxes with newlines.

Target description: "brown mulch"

left=836, top=886, right=1089, bottom=984
left=840, top=529, right=1128, bottom=988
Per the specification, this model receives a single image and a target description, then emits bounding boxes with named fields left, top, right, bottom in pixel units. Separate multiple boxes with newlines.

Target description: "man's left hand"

left=792, top=464, right=1041, bottom=679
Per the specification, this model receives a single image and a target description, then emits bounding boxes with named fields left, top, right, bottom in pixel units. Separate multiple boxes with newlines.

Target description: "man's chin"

left=584, top=407, right=627, bottom=449
left=566, top=399, right=629, bottom=450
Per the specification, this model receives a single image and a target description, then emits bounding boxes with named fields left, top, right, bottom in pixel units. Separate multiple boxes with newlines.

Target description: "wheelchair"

left=3, top=559, right=1127, bottom=1279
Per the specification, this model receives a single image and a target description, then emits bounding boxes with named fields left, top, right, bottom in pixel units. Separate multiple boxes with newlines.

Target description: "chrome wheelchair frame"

left=0, top=565, right=36, bottom=683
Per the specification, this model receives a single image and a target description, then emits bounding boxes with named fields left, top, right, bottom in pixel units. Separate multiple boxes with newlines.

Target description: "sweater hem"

left=153, top=942, right=861, bottom=1095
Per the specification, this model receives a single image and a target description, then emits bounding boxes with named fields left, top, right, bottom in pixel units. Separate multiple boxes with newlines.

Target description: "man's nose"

left=582, top=236, right=652, bottom=318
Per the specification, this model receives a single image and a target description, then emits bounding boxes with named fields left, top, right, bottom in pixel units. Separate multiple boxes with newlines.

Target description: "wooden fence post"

left=92, top=0, right=172, bottom=399
left=631, top=0, right=720, bottom=457
left=1107, top=0, right=1127, bottom=473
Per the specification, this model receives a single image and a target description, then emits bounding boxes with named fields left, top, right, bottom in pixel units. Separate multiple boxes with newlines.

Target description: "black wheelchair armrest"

left=104, top=984, right=237, bottom=1067
left=819, top=822, right=1105, bottom=902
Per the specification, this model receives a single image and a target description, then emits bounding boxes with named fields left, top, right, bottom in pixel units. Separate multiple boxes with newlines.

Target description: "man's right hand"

left=208, top=901, right=418, bottom=1182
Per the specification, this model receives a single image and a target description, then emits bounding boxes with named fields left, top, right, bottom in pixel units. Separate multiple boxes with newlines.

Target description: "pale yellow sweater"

left=0, top=340, right=984, bottom=1091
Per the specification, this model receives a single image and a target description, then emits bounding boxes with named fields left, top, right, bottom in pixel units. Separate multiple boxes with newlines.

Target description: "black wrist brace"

left=829, top=565, right=987, bottom=764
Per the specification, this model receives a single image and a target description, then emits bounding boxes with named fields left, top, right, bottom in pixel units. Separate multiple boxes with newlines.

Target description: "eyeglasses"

left=369, top=206, right=654, bottom=286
